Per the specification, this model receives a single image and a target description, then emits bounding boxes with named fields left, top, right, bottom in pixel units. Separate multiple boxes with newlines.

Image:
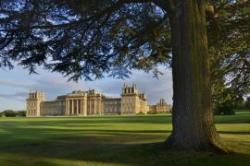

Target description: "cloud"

left=25, top=76, right=83, bottom=100
left=0, top=92, right=27, bottom=102
left=0, top=80, right=32, bottom=89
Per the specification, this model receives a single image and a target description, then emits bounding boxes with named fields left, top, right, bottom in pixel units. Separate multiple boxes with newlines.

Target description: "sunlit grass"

left=0, top=111, right=250, bottom=166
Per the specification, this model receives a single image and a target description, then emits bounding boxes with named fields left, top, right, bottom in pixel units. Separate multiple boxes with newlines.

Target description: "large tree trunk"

left=166, top=0, right=227, bottom=151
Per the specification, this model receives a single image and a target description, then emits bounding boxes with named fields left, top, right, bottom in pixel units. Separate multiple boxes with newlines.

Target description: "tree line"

left=0, top=110, right=26, bottom=117
left=215, top=97, right=250, bottom=115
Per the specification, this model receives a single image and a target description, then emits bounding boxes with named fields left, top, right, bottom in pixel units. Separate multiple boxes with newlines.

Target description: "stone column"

left=98, top=98, right=101, bottom=115
left=90, top=99, right=92, bottom=115
left=69, top=99, right=72, bottom=115
left=71, top=99, right=74, bottom=115
left=89, top=99, right=91, bottom=115
left=95, top=100, right=97, bottom=115
left=69, top=99, right=71, bottom=115
left=79, top=99, right=81, bottom=115
left=101, top=98, right=103, bottom=115
left=68, top=99, right=70, bottom=115
left=92, top=99, right=94, bottom=115
left=94, top=98, right=98, bottom=115
left=76, top=99, right=79, bottom=115
left=73, top=99, right=76, bottom=115
left=68, top=99, right=71, bottom=115
left=84, top=96, right=87, bottom=116
left=65, top=99, right=69, bottom=115
left=78, top=99, right=81, bottom=115
left=80, top=99, right=83, bottom=115
left=94, top=99, right=97, bottom=115
left=65, top=99, right=67, bottom=115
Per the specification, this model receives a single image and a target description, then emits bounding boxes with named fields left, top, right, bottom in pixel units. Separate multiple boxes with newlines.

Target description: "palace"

left=26, top=84, right=150, bottom=117
left=149, top=98, right=172, bottom=113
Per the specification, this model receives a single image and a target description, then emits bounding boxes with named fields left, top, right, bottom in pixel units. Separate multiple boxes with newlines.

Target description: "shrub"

left=147, top=111, right=157, bottom=114
left=16, top=110, right=26, bottom=117
left=136, top=112, right=145, bottom=115
left=214, top=105, right=235, bottom=115
left=245, top=97, right=250, bottom=109
left=3, top=110, right=16, bottom=117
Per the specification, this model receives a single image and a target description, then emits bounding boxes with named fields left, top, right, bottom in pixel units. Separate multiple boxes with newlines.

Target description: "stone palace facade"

left=149, top=98, right=172, bottom=113
left=26, top=84, right=150, bottom=117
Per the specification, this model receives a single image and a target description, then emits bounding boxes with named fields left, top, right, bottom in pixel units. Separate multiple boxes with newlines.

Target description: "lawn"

left=0, top=111, right=250, bottom=166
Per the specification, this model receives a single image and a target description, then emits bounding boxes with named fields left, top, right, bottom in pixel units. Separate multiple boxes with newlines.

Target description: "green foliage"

left=212, top=80, right=245, bottom=111
left=16, top=110, right=26, bottom=117
left=245, top=97, right=250, bottom=109
left=0, top=110, right=26, bottom=117
left=147, top=111, right=157, bottom=114
left=2, top=110, right=16, bottom=117
left=214, top=105, right=235, bottom=115
left=136, top=112, right=145, bottom=115
left=209, top=0, right=250, bottom=107
left=0, top=1, right=248, bottom=81
left=0, top=0, right=171, bottom=80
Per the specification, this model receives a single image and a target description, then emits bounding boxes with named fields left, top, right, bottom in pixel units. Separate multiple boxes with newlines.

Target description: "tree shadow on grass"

left=1, top=116, right=250, bottom=166
left=218, top=131, right=250, bottom=135
left=1, top=133, right=250, bottom=166
left=0, top=115, right=172, bottom=125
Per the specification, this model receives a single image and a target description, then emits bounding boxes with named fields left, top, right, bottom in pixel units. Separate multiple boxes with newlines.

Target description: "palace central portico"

left=64, top=91, right=88, bottom=116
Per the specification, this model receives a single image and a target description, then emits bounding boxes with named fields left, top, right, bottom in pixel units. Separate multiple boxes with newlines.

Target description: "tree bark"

left=166, top=0, right=227, bottom=151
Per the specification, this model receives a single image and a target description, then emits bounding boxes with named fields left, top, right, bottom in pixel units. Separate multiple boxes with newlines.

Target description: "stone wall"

left=149, top=98, right=171, bottom=113
left=104, top=97, right=121, bottom=115
left=40, top=100, right=65, bottom=116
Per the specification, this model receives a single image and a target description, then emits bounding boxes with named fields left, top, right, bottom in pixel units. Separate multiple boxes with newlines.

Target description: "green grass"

left=0, top=111, right=250, bottom=166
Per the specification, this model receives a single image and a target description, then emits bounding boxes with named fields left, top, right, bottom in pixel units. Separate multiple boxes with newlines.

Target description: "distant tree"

left=214, top=104, right=235, bottom=116
left=147, top=110, right=157, bottom=114
left=245, top=97, right=250, bottom=109
left=136, top=112, right=145, bottom=115
left=0, top=0, right=249, bottom=152
left=16, top=110, right=26, bottom=117
left=3, top=110, right=16, bottom=117
left=212, top=80, right=245, bottom=114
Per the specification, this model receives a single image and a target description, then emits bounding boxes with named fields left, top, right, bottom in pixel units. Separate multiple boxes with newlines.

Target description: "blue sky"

left=0, top=65, right=173, bottom=111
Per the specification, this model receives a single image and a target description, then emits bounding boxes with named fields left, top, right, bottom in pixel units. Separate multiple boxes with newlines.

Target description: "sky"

left=0, top=65, right=173, bottom=111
